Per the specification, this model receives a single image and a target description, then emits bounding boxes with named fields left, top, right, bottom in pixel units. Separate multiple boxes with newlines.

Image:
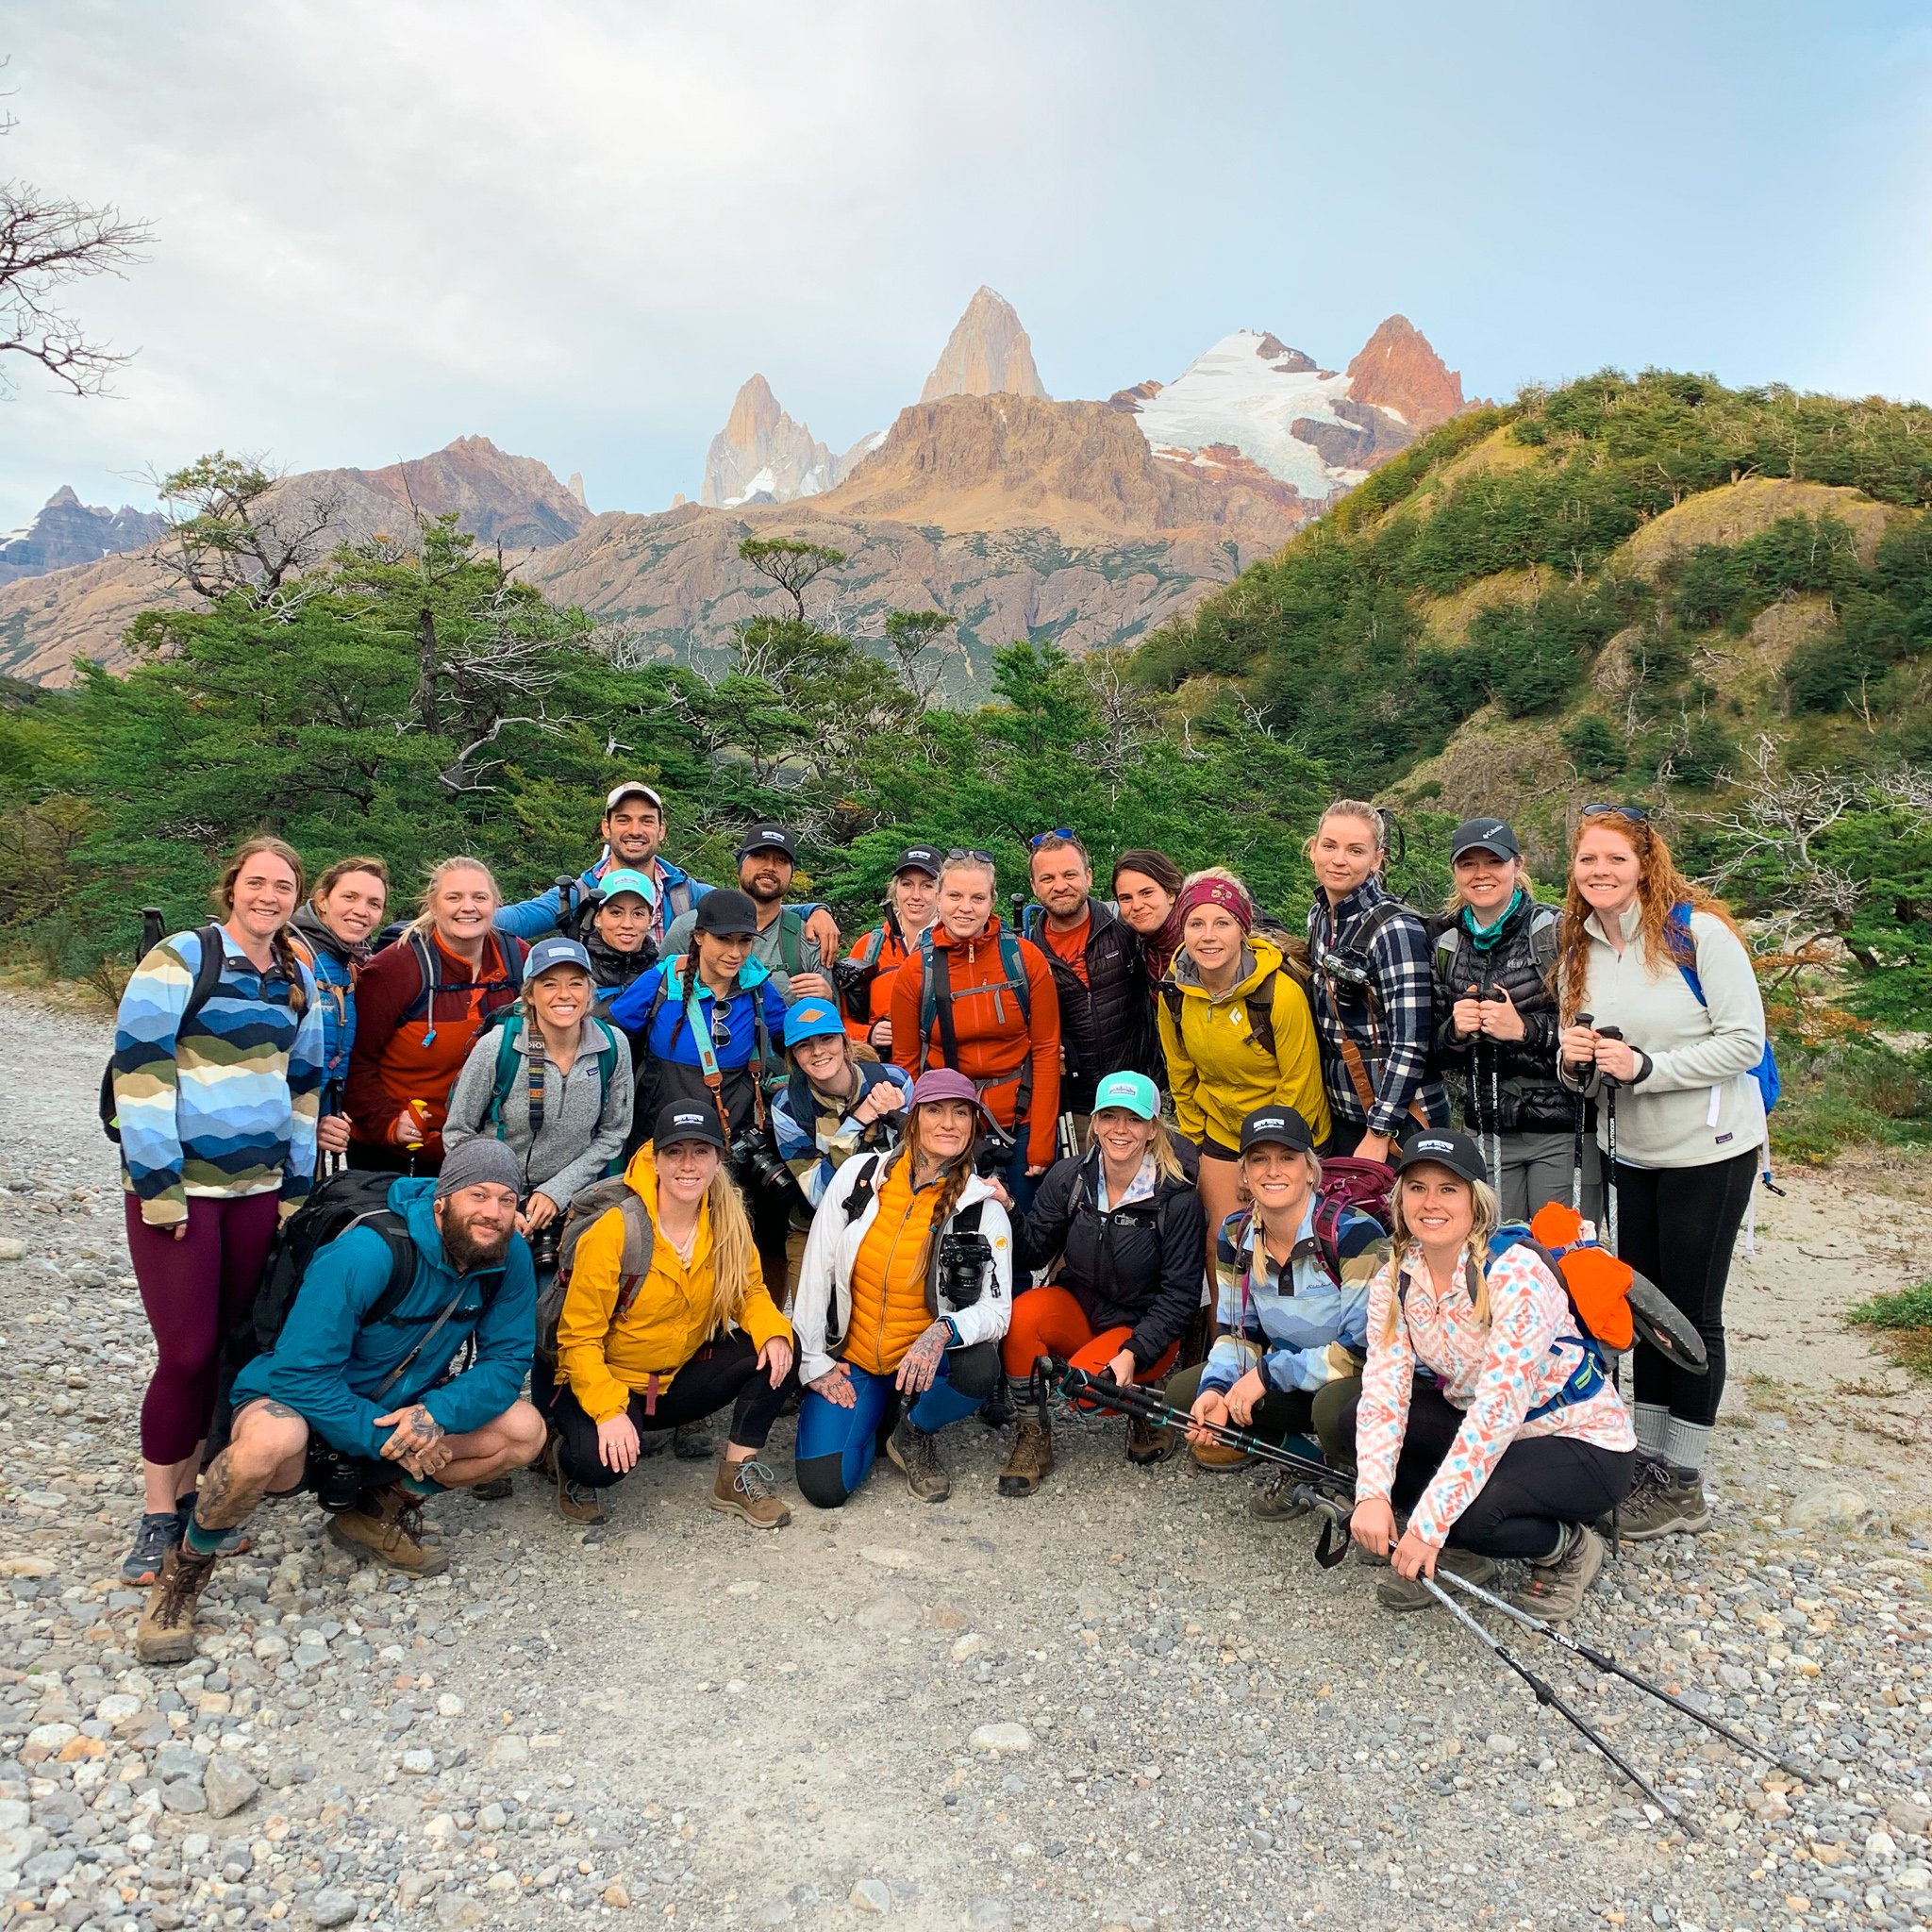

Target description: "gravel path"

left=3, top=991, right=1931, bottom=1931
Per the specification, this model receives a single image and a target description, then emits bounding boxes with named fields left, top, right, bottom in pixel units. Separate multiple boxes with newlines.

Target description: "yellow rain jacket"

left=1158, top=934, right=1332, bottom=1153
left=557, top=1145, right=791, bottom=1424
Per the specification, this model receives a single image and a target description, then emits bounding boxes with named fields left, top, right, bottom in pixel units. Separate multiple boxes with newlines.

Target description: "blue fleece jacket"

left=228, top=1178, right=536, bottom=1457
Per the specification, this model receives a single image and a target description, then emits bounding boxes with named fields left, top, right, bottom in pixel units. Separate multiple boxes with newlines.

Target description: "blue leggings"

left=795, top=1340, right=1001, bottom=1509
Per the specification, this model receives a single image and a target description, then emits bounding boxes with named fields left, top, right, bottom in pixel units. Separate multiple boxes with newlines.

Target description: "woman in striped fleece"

left=111, top=835, right=326, bottom=1585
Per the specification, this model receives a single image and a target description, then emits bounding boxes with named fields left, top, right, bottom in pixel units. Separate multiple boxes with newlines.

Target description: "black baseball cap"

left=893, top=845, right=942, bottom=879
left=653, top=1102, right=725, bottom=1153
left=1239, top=1106, right=1315, bottom=1156
left=1394, top=1128, right=1490, bottom=1188
left=692, top=888, right=759, bottom=938
left=738, top=824, right=797, bottom=861
left=1450, top=817, right=1522, bottom=863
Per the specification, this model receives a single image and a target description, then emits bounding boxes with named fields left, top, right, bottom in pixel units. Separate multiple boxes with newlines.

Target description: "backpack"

left=399, top=928, right=527, bottom=1043
left=1158, top=921, right=1311, bottom=1061
left=477, top=1010, right=622, bottom=1143
left=1227, top=1158, right=1390, bottom=1291
left=533, top=1175, right=657, bottom=1388
left=100, top=918, right=233, bottom=1144
left=1431, top=904, right=1559, bottom=991
left=828, top=1152, right=984, bottom=1353
left=229, top=1169, right=419, bottom=1373
left=1669, top=903, right=1781, bottom=1121
left=915, top=927, right=1032, bottom=1063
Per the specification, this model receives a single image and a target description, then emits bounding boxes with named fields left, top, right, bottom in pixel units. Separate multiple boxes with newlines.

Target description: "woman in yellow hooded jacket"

left=1157, top=870, right=1330, bottom=1274
left=542, top=1101, right=796, bottom=1529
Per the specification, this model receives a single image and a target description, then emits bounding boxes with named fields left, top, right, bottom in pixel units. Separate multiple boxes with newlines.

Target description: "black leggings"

left=1341, top=1379, right=1634, bottom=1560
left=538, top=1332, right=794, bottom=1489
left=1611, top=1149, right=1757, bottom=1427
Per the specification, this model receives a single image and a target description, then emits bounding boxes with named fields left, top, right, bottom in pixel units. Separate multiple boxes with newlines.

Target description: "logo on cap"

left=1255, top=1116, right=1285, bottom=1129
left=673, top=1109, right=705, bottom=1128
left=1417, top=1137, right=1454, bottom=1155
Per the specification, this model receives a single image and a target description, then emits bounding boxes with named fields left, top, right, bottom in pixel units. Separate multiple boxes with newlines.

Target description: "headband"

left=1174, top=876, right=1254, bottom=933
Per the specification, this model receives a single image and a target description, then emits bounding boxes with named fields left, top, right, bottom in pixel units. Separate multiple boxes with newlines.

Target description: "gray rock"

left=1788, top=1483, right=1877, bottom=1531
left=159, top=1780, right=208, bottom=1814
left=968, top=1722, right=1032, bottom=1754
left=204, top=1757, right=258, bottom=1820
left=306, top=1884, right=359, bottom=1926
left=966, top=1898, right=1014, bottom=1929
left=853, top=1592, right=921, bottom=1635
left=850, top=1877, right=891, bottom=1913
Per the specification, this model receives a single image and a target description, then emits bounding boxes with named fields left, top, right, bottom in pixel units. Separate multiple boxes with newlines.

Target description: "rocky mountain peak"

left=701, top=375, right=843, bottom=508
left=920, top=287, right=1049, bottom=404
left=1344, top=315, right=1464, bottom=428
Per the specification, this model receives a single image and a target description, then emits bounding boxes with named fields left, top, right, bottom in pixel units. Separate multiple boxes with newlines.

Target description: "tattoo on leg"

left=262, top=1401, right=301, bottom=1420
left=191, top=1450, right=268, bottom=1533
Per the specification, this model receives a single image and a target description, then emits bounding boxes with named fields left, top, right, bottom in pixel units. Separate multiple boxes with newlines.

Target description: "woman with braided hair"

left=791, top=1070, right=1015, bottom=1508
left=111, top=834, right=326, bottom=1585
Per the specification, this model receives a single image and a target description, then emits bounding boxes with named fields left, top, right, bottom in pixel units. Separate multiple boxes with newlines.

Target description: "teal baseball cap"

left=1091, top=1071, right=1159, bottom=1121
left=595, top=866, right=658, bottom=907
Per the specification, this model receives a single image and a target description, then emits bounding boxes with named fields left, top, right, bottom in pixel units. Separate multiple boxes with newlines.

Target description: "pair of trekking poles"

left=1043, top=1358, right=1811, bottom=1827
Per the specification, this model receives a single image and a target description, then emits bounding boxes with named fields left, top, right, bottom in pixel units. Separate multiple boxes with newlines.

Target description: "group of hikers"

left=108, top=782, right=1773, bottom=1666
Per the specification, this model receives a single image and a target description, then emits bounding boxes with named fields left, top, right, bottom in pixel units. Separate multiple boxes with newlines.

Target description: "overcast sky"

left=4, top=1, right=1930, bottom=525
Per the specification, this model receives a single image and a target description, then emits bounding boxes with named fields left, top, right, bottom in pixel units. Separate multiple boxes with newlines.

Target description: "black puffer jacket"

left=1430, top=893, right=1577, bottom=1135
left=1024, top=897, right=1154, bottom=1112
left=1015, top=1142, right=1206, bottom=1371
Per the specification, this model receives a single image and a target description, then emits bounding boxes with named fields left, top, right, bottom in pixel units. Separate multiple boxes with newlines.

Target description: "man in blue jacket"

left=135, top=1141, right=544, bottom=1664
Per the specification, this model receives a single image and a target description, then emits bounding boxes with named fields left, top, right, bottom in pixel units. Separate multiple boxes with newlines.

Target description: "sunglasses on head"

left=946, top=848, right=997, bottom=865
left=1028, top=827, right=1078, bottom=849
left=1581, top=803, right=1650, bottom=824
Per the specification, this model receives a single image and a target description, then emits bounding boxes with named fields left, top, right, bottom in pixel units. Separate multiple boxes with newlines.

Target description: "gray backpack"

left=535, top=1175, right=657, bottom=1381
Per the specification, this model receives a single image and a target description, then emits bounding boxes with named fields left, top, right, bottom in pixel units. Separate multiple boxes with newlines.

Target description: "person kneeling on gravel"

left=1346, top=1131, right=1637, bottom=1622
left=135, top=1141, right=547, bottom=1664
left=791, top=1069, right=1014, bottom=1508
left=540, top=1104, right=797, bottom=1530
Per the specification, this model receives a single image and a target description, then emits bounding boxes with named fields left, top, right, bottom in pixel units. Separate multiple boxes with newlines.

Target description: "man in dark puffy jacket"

left=1023, top=832, right=1154, bottom=1122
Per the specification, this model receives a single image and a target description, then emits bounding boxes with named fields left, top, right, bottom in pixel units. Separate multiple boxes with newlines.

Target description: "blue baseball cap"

left=784, top=998, right=846, bottom=1049
left=1091, top=1071, right=1159, bottom=1121
left=525, top=937, right=594, bottom=980
left=595, top=866, right=658, bottom=907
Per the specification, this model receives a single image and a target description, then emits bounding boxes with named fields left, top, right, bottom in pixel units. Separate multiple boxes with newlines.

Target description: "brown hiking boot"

left=998, top=1414, right=1054, bottom=1497
left=708, top=1456, right=791, bottom=1529
left=470, top=1475, right=513, bottom=1500
left=135, top=1545, right=219, bottom=1665
left=886, top=1416, right=952, bottom=1503
left=1511, top=1524, right=1607, bottom=1623
left=1189, top=1436, right=1252, bottom=1473
left=326, top=1487, right=449, bottom=1576
left=1126, top=1414, right=1174, bottom=1467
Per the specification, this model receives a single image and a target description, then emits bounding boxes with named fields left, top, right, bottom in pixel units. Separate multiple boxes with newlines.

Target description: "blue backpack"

left=1669, top=903, right=1780, bottom=1118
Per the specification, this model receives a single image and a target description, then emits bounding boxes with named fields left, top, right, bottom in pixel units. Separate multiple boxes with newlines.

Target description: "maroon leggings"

left=125, top=1192, right=281, bottom=1465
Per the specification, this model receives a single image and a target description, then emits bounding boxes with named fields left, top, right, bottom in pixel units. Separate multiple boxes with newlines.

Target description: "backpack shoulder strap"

left=183, top=924, right=227, bottom=1028
left=918, top=932, right=952, bottom=1073
left=998, top=932, right=1032, bottom=1024
left=1668, top=902, right=1707, bottom=1002
left=1160, top=980, right=1183, bottom=1031
left=777, top=910, right=805, bottom=977
left=360, top=1214, right=420, bottom=1330
left=842, top=1152, right=884, bottom=1224
left=609, top=1193, right=658, bottom=1322
left=1243, top=966, right=1279, bottom=1059
left=1432, top=924, right=1462, bottom=985
left=1527, top=906, right=1560, bottom=983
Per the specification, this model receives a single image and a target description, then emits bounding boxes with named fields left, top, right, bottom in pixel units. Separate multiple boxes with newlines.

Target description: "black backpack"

left=227, top=1169, right=418, bottom=1374
left=100, top=914, right=226, bottom=1144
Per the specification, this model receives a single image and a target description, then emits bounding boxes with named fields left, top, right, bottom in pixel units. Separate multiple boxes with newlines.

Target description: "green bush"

left=1561, top=715, right=1624, bottom=777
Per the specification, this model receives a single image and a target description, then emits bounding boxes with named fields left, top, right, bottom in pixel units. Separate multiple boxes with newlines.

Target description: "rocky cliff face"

left=1343, top=314, right=1465, bottom=427
left=701, top=375, right=841, bottom=508
left=920, top=287, right=1049, bottom=403
left=0, top=489, right=167, bottom=586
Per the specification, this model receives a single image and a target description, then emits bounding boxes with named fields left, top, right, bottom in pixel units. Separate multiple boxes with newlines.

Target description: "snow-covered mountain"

left=0, top=488, right=167, bottom=586
left=700, top=375, right=884, bottom=509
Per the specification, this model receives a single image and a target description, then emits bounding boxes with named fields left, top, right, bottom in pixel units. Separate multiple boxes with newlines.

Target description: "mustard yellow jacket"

left=1158, top=935, right=1332, bottom=1152
left=557, top=1146, right=791, bottom=1424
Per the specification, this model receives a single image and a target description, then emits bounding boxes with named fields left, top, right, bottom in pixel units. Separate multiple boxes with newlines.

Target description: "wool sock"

left=398, top=1474, right=445, bottom=1498
left=182, top=1517, right=225, bottom=1558
left=1633, top=1402, right=1670, bottom=1458
left=1660, top=1416, right=1710, bottom=1477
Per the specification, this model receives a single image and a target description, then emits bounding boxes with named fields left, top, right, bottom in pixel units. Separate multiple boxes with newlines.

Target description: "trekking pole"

left=1433, top=1568, right=1815, bottom=1781
left=1576, top=1013, right=1625, bottom=1550
left=1417, top=1574, right=1685, bottom=1824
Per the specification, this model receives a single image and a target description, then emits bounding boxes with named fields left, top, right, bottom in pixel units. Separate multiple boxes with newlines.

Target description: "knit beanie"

left=434, top=1139, right=525, bottom=1202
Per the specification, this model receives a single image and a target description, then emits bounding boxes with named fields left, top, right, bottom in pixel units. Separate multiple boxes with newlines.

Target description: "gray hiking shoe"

left=1250, top=1466, right=1312, bottom=1523
left=1610, top=1460, right=1711, bottom=1541
left=1511, top=1524, right=1606, bottom=1622
left=1375, top=1545, right=1497, bottom=1614
left=672, top=1421, right=713, bottom=1461
left=886, top=1416, right=952, bottom=1503
left=123, top=1510, right=182, bottom=1586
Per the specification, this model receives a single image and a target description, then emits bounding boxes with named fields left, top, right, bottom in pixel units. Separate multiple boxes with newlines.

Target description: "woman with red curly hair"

left=1557, top=807, right=1768, bottom=1543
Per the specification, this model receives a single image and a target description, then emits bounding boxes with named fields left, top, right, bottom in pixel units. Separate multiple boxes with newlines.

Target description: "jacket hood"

left=661, top=951, right=774, bottom=1000
left=387, top=1175, right=513, bottom=1286
left=291, top=901, right=364, bottom=968
left=1171, top=932, right=1284, bottom=1004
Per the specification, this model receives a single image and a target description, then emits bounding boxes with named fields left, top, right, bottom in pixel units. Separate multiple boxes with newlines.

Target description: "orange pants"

left=1001, top=1285, right=1180, bottom=1389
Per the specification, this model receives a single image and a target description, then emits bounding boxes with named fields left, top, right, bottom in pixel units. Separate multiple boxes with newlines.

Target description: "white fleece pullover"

left=1557, top=904, right=1766, bottom=1171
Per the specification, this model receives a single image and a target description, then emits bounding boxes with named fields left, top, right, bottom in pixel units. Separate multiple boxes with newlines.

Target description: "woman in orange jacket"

left=542, top=1101, right=796, bottom=1530
left=889, top=850, right=1061, bottom=1211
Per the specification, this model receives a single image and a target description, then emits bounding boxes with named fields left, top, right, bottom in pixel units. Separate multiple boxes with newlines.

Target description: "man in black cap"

left=661, top=823, right=832, bottom=1003
left=838, top=845, right=943, bottom=1053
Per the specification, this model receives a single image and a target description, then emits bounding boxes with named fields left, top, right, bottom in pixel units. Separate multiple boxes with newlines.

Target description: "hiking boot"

left=886, top=1416, right=952, bottom=1503
left=123, top=1510, right=182, bottom=1586
left=175, top=1493, right=249, bottom=1558
left=709, top=1456, right=791, bottom=1529
left=1188, top=1436, right=1252, bottom=1473
left=1250, top=1466, right=1312, bottom=1522
left=977, top=1374, right=1016, bottom=1429
left=135, top=1544, right=218, bottom=1665
left=997, top=1414, right=1054, bottom=1497
left=326, top=1487, right=449, bottom=1576
left=1511, top=1524, right=1606, bottom=1623
left=1607, top=1459, right=1711, bottom=1541
left=1374, top=1545, right=1498, bottom=1614
left=1126, top=1414, right=1174, bottom=1467
left=557, top=1472, right=607, bottom=1526
left=470, top=1475, right=514, bottom=1500
left=672, top=1421, right=713, bottom=1461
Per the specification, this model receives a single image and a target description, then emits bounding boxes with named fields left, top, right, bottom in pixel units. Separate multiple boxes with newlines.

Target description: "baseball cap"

left=1238, top=1107, right=1315, bottom=1156
left=595, top=866, right=658, bottom=908
left=525, top=937, right=594, bottom=980
left=738, top=824, right=797, bottom=861
left=605, top=781, right=664, bottom=814
left=784, top=998, right=846, bottom=1049
left=691, top=888, right=759, bottom=938
left=1394, top=1128, right=1490, bottom=1188
left=653, top=1101, right=725, bottom=1153
left=908, top=1066, right=1000, bottom=1129
left=1450, top=817, right=1522, bottom=863
left=893, top=845, right=942, bottom=879
left=1091, top=1071, right=1158, bottom=1122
